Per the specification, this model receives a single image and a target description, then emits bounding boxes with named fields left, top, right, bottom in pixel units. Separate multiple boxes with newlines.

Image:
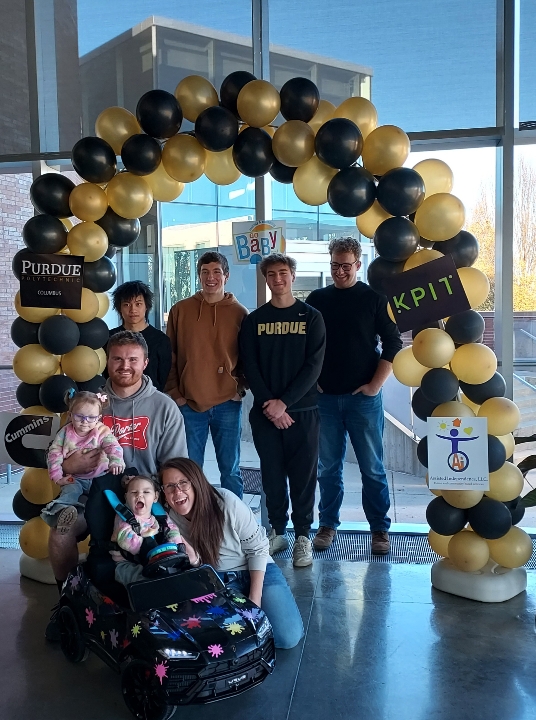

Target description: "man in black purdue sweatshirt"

left=240, top=253, right=326, bottom=568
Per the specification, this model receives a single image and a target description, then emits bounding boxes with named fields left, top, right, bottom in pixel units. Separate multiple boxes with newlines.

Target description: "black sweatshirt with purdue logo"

left=239, top=299, right=326, bottom=412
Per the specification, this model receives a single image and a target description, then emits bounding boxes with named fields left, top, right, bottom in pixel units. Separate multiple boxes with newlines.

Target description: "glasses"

left=330, top=261, right=359, bottom=272
left=72, top=413, right=99, bottom=423
left=163, top=480, right=192, bottom=493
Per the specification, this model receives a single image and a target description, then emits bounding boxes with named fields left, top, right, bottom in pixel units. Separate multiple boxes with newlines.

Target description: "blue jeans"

left=40, top=477, right=92, bottom=528
left=317, top=391, right=391, bottom=532
left=180, top=400, right=243, bottom=498
left=219, top=563, right=304, bottom=650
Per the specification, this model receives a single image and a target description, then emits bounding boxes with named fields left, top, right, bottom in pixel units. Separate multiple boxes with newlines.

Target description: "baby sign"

left=232, top=221, right=286, bottom=265
left=427, top=416, right=489, bottom=490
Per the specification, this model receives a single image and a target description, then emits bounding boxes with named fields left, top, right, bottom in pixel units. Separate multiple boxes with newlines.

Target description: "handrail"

left=513, top=373, right=536, bottom=391
left=519, top=328, right=536, bottom=343
left=0, top=365, right=13, bottom=370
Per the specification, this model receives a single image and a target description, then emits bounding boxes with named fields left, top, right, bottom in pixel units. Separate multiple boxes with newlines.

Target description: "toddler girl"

left=42, top=389, right=125, bottom=534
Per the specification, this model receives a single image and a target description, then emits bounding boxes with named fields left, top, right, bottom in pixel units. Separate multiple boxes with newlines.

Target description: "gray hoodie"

left=102, top=375, right=187, bottom=476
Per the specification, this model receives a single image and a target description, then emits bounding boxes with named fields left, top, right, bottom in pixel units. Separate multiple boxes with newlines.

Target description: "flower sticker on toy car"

left=154, top=661, right=168, bottom=685
left=70, top=575, right=80, bottom=591
left=207, top=605, right=228, bottom=617
left=224, top=621, right=244, bottom=636
left=85, top=608, right=95, bottom=627
left=239, top=608, right=260, bottom=622
left=191, top=593, right=216, bottom=604
left=207, top=643, right=224, bottom=658
left=166, top=604, right=178, bottom=612
left=110, top=629, right=119, bottom=648
left=232, top=596, right=247, bottom=604
left=131, top=623, right=141, bottom=637
left=181, top=616, right=201, bottom=629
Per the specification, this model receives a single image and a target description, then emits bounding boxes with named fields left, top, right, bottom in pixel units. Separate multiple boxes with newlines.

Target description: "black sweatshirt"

left=239, top=299, right=326, bottom=412
left=107, top=324, right=172, bottom=392
left=306, top=282, right=402, bottom=395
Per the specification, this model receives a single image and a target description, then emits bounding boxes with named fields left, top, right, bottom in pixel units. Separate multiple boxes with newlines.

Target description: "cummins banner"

left=19, top=253, right=84, bottom=309
left=0, top=413, right=60, bottom=468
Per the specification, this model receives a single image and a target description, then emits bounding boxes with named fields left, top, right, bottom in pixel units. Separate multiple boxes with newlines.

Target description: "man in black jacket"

left=307, top=238, right=402, bottom=555
left=240, top=253, right=326, bottom=568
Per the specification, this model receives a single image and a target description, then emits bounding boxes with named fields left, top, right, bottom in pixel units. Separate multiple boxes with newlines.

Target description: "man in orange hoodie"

left=165, top=251, right=248, bottom=497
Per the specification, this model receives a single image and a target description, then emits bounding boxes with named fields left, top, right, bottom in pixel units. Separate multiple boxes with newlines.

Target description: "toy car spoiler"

left=127, top=565, right=226, bottom=613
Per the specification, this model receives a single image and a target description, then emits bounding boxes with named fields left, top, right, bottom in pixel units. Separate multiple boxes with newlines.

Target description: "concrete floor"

left=1, top=548, right=536, bottom=720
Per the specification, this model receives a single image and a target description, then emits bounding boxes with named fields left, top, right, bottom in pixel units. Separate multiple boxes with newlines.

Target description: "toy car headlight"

left=158, top=648, right=199, bottom=660
left=256, top=616, right=271, bottom=640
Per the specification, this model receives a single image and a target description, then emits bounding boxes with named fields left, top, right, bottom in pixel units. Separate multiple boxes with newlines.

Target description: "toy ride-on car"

left=54, top=477, right=276, bottom=720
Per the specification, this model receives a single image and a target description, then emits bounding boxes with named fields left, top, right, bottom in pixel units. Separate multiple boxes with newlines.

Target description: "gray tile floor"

left=2, top=549, right=536, bottom=720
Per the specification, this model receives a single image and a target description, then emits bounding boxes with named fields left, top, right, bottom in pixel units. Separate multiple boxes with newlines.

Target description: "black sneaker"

left=45, top=604, right=61, bottom=642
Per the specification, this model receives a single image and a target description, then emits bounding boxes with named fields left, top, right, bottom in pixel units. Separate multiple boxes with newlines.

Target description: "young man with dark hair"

left=108, top=281, right=172, bottom=392
left=240, top=253, right=326, bottom=567
left=165, top=251, right=247, bottom=498
left=306, top=237, right=402, bottom=555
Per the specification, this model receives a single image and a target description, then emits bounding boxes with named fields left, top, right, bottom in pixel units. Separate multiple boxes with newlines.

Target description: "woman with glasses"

left=160, top=457, right=304, bottom=650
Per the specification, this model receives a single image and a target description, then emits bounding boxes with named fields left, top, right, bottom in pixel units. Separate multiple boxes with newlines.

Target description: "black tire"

left=121, top=660, right=176, bottom=720
left=58, top=605, right=89, bottom=663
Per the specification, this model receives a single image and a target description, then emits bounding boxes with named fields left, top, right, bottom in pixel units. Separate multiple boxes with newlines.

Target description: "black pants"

left=250, top=406, right=319, bottom=539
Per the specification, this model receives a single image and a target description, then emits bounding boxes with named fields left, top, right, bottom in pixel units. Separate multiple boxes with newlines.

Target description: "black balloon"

left=78, top=375, right=106, bottom=393
left=315, top=118, right=363, bottom=169
left=279, top=77, right=320, bottom=122
left=105, top=245, right=117, bottom=259
left=505, top=497, right=525, bottom=526
left=121, top=134, right=162, bottom=176
left=12, top=490, right=45, bottom=521
left=39, top=375, right=78, bottom=414
left=83, top=256, right=117, bottom=293
left=445, top=310, right=485, bottom=345
left=16, top=382, right=41, bottom=408
left=136, top=90, right=183, bottom=139
left=96, top=208, right=140, bottom=248
left=38, top=315, right=80, bottom=355
left=376, top=168, right=425, bottom=217
left=327, top=166, right=376, bottom=218
left=195, top=106, right=238, bottom=152
left=426, top=496, right=468, bottom=536
left=433, top=230, right=479, bottom=268
left=411, top=321, right=440, bottom=339
left=374, top=217, right=420, bottom=262
left=367, top=256, right=405, bottom=294
left=467, top=497, right=512, bottom=539
left=419, top=237, right=435, bottom=249
left=269, top=159, right=296, bottom=184
left=12, top=248, right=34, bottom=281
left=23, top=215, right=67, bottom=254
left=488, top=434, right=507, bottom=472
left=30, top=174, right=74, bottom=217
left=11, top=317, right=40, bottom=348
left=420, top=368, right=459, bottom=405
left=232, top=127, right=274, bottom=177
left=71, top=136, right=117, bottom=184
left=459, top=372, right=506, bottom=405
left=417, top=435, right=428, bottom=467
left=77, top=317, right=109, bottom=350
left=220, top=71, right=257, bottom=117
left=411, top=388, right=438, bottom=422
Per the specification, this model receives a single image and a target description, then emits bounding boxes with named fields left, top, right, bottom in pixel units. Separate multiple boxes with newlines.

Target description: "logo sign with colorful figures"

left=427, top=416, right=489, bottom=490
left=232, top=221, right=286, bottom=265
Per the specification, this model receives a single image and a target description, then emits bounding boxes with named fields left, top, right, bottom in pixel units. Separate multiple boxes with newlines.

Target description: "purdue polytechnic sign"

left=19, top=253, right=84, bottom=309
left=0, top=413, right=60, bottom=468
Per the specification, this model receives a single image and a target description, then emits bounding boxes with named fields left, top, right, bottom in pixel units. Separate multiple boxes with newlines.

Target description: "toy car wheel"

left=58, top=605, right=89, bottom=663
left=121, top=660, right=176, bottom=720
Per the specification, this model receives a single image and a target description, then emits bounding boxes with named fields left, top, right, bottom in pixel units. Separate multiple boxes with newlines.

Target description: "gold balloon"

left=61, top=218, right=73, bottom=231
left=293, top=155, right=337, bottom=206
left=60, top=411, right=70, bottom=428
left=144, top=163, right=185, bottom=201
left=95, top=106, right=141, bottom=155
left=308, top=99, right=335, bottom=134
left=19, top=517, right=50, bottom=560
left=487, top=527, right=533, bottom=568
left=392, top=347, right=428, bottom=386
left=356, top=200, right=392, bottom=239
left=63, top=288, right=99, bottom=323
left=67, top=221, right=108, bottom=261
left=431, top=401, right=475, bottom=418
left=486, top=462, right=524, bottom=502
left=13, top=345, right=59, bottom=384
left=448, top=530, right=490, bottom=572
left=69, top=183, right=108, bottom=222
left=442, top=490, right=483, bottom=509
left=174, top=75, right=219, bottom=122
left=20, top=467, right=56, bottom=505
left=387, top=303, right=395, bottom=322
left=412, top=328, right=455, bottom=368
left=458, top=267, right=490, bottom=309
left=333, top=97, right=378, bottom=140
left=14, top=292, right=59, bottom=323
left=414, top=193, right=465, bottom=242
left=272, top=120, right=315, bottom=167
left=61, top=346, right=100, bottom=382
left=450, top=343, right=497, bottom=384
left=95, top=292, right=110, bottom=319
left=20, top=405, right=56, bottom=416
left=425, top=473, right=442, bottom=497
left=460, top=393, right=480, bottom=414
left=404, top=249, right=444, bottom=271
left=237, top=80, right=280, bottom=128
left=78, top=535, right=91, bottom=555
left=496, top=433, right=515, bottom=459
left=205, top=147, right=241, bottom=185
left=162, top=134, right=206, bottom=183
left=428, top=529, right=451, bottom=556
left=412, top=159, right=454, bottom=198
left=361, top=125, right=410, bottom=176
left=95, top=347, right=107, bottom=374
left=106, top=173, right=153, bottom=219
left=477, top=397, right=520, bottom=436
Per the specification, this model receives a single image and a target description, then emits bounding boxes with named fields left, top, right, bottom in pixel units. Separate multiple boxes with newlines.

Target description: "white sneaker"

left=268, top=529, right=289, bottom=555
left=293, top=535, right=313, bottom=567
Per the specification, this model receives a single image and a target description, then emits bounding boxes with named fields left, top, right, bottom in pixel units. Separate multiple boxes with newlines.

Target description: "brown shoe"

left=313, top=526, right=337, bottom=550
left=371, top=531, right=390, bottom=555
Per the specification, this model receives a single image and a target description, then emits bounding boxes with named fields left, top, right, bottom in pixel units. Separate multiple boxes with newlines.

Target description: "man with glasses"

left=306, top=238, right=402, bottom=555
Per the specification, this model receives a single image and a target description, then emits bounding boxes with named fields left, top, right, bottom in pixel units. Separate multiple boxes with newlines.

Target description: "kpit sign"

left=232, top=221, right=286, bottom=265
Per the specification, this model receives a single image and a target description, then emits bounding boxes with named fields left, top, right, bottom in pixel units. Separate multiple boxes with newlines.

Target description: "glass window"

left=520, top=0, right=536, bottom=124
